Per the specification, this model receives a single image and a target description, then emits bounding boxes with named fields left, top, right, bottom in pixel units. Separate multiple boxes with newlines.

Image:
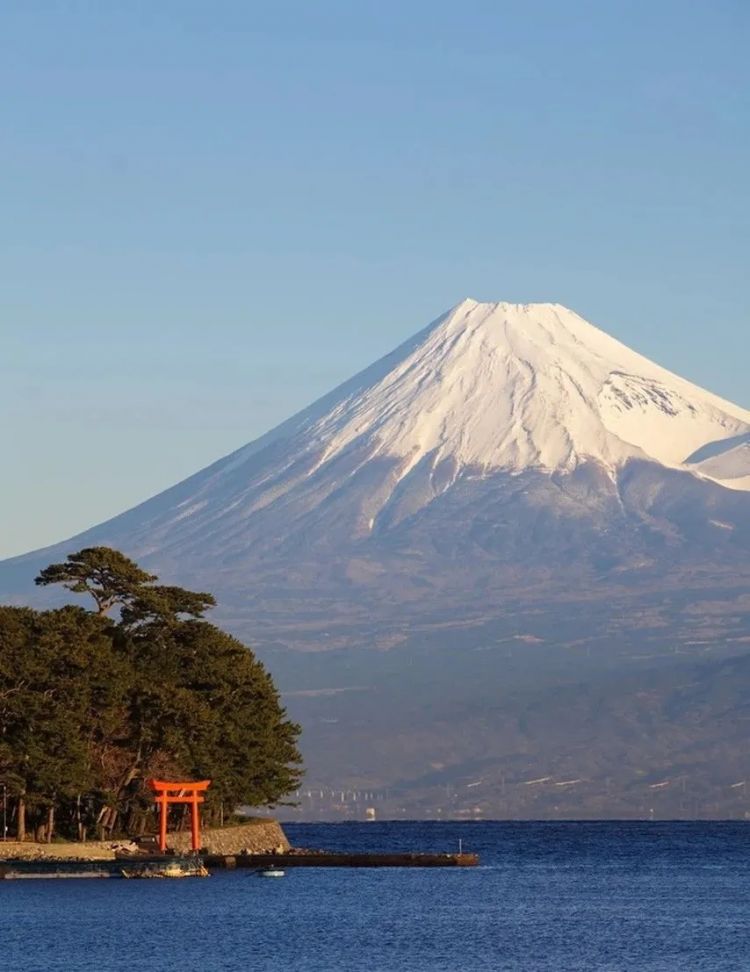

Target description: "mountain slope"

left=3, top=299, right=750, bottom=817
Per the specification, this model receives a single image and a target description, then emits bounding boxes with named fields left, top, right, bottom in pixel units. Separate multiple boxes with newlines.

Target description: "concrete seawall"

left=205, top=851, right=480, bottom=869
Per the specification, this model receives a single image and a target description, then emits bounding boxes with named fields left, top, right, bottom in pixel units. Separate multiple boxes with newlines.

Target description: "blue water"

left=3, top=822, right=750, bottom=971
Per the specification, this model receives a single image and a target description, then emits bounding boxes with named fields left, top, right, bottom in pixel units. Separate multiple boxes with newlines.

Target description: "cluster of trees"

left=0, top=548, right=302, bottom=842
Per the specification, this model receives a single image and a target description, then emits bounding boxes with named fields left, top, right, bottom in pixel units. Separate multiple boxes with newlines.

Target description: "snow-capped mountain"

left=3, top=299, right=750, bottom=592
left=238, top=297, right=750, bottom=487
left=4, top=298, right=750, bottom=817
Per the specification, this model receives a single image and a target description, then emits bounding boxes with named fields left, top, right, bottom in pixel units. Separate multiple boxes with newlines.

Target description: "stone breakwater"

left=169, top=819, right=289, bottom=856
left=0, top=820, right=289, bottom=861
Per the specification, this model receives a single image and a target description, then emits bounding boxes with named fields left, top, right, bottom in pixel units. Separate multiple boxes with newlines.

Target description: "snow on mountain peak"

left=52, top=298, right=749, bottom=555
left=247, top=299, right=750, bottom=491
left=3, top=297, right=750, bottom=585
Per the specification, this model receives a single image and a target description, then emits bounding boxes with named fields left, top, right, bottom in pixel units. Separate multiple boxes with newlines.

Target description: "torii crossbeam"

left=147, top=779, right=211, bottom=853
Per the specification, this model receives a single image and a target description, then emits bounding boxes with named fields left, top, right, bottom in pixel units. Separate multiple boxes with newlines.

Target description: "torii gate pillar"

left=147, top=780, right=211, bottom=853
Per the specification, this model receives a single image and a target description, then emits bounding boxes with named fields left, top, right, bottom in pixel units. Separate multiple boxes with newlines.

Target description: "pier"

left=204, top=851, right=479, bottom=869
left=1, top=849, right=479, bottom=878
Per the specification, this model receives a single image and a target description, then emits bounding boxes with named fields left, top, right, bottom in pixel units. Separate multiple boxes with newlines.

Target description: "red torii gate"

left=147, top=779, right=211, bottom=853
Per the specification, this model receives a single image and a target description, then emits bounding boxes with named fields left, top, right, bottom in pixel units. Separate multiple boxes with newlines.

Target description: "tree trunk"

left=76, top=794, right=85, bottom=842
left=97, top=757, right=141, bottom=840
left=16, top=796, right=26, bottom=841
left=104, top=806, right=118, bottom=837
left=96, top=803, right=108, bottom=840
left=46, top=804, right=55, bottom=843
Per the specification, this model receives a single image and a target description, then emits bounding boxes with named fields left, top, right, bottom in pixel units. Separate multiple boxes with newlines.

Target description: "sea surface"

left=2, top=821, right=750, bottom=971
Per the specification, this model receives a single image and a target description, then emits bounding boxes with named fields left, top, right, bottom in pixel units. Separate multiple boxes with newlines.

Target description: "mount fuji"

left=4, top=300, right=750, bottom=817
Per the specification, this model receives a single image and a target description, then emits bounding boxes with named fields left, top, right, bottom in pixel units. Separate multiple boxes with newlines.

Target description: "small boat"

left=121, top=861, right=209, bottom=879
left=256, top=866, right=285, bottom=878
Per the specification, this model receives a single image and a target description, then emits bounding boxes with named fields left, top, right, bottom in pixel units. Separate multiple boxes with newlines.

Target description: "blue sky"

left=2, top=0, right=748, bottom=558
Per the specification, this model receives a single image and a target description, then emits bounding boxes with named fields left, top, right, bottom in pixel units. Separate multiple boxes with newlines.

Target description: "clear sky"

left=2, top=0, right=748, bottom=558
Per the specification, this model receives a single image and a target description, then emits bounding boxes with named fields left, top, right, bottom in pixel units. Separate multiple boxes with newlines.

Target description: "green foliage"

left=119, top=584, right=216, bottom=628
left=1, top=548, right=302, bottom=840
left=35, top=547, right=156, bottom=614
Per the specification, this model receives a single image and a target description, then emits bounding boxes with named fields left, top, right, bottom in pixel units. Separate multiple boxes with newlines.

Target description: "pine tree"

left=1, top=547, right=303, bottom=839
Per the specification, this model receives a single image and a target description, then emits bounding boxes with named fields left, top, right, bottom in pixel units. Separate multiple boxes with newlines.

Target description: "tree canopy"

left=35, top=546, right=157, bottom=614
left=0, top=548, right=302, bottom=842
